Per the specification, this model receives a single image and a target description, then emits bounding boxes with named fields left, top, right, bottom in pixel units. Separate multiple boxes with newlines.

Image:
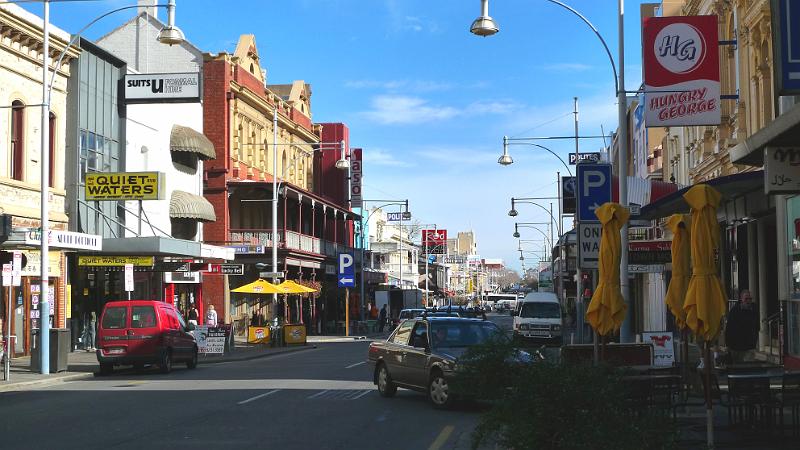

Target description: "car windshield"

left=399, top=310, right=422, bottom=319
left=520, top=302, right=561, bottom=319
left=430, top=321, right=502, bottom=348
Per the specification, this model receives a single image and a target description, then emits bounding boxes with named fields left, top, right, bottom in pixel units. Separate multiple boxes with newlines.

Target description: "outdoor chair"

left=728, top=376, right=773, bottom=427
left=701, top=372, right=737, bottom=425
left=773, top=373, right=800, bottom=436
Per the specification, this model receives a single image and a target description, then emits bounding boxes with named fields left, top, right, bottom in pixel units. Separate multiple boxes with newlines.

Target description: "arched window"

left=10, top=101, right=25, bottom=181
left=49, top=112, right=56, bottom=187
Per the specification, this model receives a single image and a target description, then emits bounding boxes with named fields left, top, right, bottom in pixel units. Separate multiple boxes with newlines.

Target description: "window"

left=49, top=112, right=56, bottom=187
left=411, top=322, right=428, bottom=347
left=102, top=307, right=128, bottom=329
left=131, top=306, right=157, bottom=328
left=391, top=320, right=414, bottom=345
left=10, top=101, right=24, bottom=181
left=519, top=302, right=561, bottom=319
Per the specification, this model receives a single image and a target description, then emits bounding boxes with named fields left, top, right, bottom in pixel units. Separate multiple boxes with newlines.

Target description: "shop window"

left=10, top=100, right=25, bottom=181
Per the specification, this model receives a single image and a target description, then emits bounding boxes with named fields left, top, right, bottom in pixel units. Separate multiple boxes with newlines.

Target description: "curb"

left=198, top=344, right=318, bottom=364
left=0, top=371, right=94, bottom=393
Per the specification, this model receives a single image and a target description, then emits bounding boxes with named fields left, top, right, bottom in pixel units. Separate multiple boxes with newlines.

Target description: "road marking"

left=350, top=389, right=371, bottom=400
left=428, top=425, right=454, bottom=450
left=306, top=389, right=330, bottom=399
left=345, top=361, right=366, bottom=369
left=237, top=389, right=280, bottom=405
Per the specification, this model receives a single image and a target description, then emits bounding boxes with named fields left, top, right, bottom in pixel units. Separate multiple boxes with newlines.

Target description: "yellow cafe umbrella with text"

left=231, top=278, right=287, bottom=294
left=665, top=214, right=691, bottom=329
left=586, top=202, right=629, bottom=336
left=277, top=280, right=318, bottom=294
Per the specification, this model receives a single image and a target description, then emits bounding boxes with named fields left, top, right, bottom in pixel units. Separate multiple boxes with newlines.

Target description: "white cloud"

left=344, top=79, right=453, bottom=92
left=543, top=63, right=593, bottom=72
left=360, top=96, right=521, bottom=125
left=363, top=148, right=415, bottom=167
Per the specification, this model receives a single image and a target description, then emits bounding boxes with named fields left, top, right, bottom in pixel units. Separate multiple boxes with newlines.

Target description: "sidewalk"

left=0, top=338, right=316, bottom=393
left=307, top=330, right=389, bottom=343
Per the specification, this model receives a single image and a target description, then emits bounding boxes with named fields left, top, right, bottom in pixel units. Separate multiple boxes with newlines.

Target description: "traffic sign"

left=773, top=0, right=800, bottom=94
left=213, top=264, right=244, bottom=275
left=576, top=163, right=612, bottom=222
left=337, top=252, right=355, bottom=287
left=259, top=271, right=285, bottom=279
left=569, top=152, right=602, bottom=164
left=124, top=264, right=134, bottom=292
left=578, top=223, right=601, bottom=269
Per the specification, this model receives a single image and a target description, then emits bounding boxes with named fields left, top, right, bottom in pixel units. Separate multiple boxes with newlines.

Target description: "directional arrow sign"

left=577, top=163, right=612, bottom=222
left=338, top=252, right=355, bottom=287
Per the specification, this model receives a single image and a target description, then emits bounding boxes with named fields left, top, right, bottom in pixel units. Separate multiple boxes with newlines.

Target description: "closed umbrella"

left=682, top=184, right=726, bottom=449
left=586, top=202, right=629, bottom=337
left=665, top=214, right=691, bottom=329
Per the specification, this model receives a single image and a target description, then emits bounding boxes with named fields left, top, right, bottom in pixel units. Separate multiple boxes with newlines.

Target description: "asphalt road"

left=0, top=340, right=490, bottom=450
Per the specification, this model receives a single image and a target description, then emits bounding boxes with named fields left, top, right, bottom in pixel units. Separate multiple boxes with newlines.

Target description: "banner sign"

left=124, top=72, right=201, bottom=103
left=350, top=148, right=363, bottom=208
left=642, top=331, right=675, bottom=367
left=422, top=229, right=447, bottom=254
left=194, top=325, right=226, bottom=354
left=642, top=15, right=720, bottom=126
left=85, top=172, right=164, bottom=201
left=78, top=256, right=154, bottom=267
left=25, top=230, right=102, bottom=251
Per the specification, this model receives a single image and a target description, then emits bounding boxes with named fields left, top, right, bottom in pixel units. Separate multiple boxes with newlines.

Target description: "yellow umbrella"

left=231, top=278, right=287, bottom=294
left=277, top=280, right=318, bottom=294
left=665, top=214, right=691, bottom=329
left=683, top=185, right=726, bottom=341
left=586, top=202, right=630, bottom=336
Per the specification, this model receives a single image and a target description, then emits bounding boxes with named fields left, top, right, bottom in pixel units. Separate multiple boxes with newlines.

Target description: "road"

left=0, top=324, right=512, bottom=449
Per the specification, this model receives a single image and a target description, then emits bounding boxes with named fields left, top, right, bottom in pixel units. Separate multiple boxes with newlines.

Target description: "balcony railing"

left=229, top=228, right=353, bottom=258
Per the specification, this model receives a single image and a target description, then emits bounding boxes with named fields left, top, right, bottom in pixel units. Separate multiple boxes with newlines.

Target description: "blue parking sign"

left=338, top=253, right=355, bottom=287
left=576, top=163, right=612, bottom=222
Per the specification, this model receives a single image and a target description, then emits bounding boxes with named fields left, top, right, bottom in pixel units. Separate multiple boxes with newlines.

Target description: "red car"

left=96, top=300, right=198, bottom=375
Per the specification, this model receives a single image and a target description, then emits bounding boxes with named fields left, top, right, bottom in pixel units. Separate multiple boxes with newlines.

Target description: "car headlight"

left=519, top=324, right=528, bottom=330
left=552, top=324, right=561, bottom=332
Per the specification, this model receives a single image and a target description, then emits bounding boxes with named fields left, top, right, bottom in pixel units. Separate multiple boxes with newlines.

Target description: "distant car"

left=96, top=300, right=198, bottom=375
left=513, top=292, right=563, bottom=345
left=399, top=309, right=426, bottom=321
left=367, top=317, right=517, bottom=408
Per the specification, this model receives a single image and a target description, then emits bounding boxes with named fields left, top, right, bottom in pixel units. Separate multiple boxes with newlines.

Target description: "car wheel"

left=376, top=363, right=397, bottom=398
left=159, top=349, right=172, bottom=374
left=429, top=370, right=452, bottom=409
left=186, top=347, right=198, bottom=369
left=99, top=363, right=113, bottom=376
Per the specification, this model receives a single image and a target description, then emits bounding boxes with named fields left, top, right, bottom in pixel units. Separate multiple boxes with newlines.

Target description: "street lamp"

left=36, top=0, right=184, bottom=375
left=470, top=0, right=499, bottom=37
left=500, top=138, right=572, bottom=176
left=509, top=197, right=560, bottom=238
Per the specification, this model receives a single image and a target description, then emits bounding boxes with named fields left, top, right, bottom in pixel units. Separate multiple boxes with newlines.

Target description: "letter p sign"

left=338, top=252, right=355, bottom=287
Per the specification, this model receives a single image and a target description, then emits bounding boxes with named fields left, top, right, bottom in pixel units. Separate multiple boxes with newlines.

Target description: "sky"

left=20, top=0, right=653, bottom=273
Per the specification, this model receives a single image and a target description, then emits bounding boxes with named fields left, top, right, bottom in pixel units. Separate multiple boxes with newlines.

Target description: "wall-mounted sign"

left=772, top=0, right=800, bottom=95
left=227, top=245, right=265, bottom=254
left=764, top=146, right=800, bottom=194
left=642, top=15, right=720, bottom=126
left=85, top=172, right=164, bottom=201
left=25, top=230, right=102, bottom=251
left=123, top=72, right=201, bottom=103
left=422, top=229, right=447, bottom=255
left=350, top=148, right=363, bottom=208
left=78, top=256, right=155, bottom=267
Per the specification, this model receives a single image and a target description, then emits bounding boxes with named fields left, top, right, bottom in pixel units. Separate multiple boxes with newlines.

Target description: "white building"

left=366, top=207, right=419, bottom=290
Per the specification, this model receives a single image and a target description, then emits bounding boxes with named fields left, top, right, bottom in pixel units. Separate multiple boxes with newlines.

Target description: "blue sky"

left=23, top=0, right=653, bottom=272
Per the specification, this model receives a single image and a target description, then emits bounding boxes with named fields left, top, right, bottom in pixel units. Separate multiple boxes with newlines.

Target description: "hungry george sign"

left=642, top=15, right=720, bottom=127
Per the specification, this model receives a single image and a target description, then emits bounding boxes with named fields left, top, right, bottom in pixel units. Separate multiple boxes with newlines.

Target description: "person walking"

left=206, top=304, right=218, bottom=327
left=187, top=305, right=199, bottom=327
left=83, top=311, right=96, bottom=352
left=724, top=289, right=759, bottom=363
left=378, top=304, right=387, bottom=332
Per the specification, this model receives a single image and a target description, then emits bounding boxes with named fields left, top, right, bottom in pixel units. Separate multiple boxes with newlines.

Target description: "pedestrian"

left=370, top=304, right=379, bottom=320
left=378, top=305, right=387, bottom=332
left=187, top=304, right=199, bottom=326
left=206, top=304, right=218, bottom=327
left=724, top=289, right=759, bottom=363
left=83, top=311, right=96, bottom=352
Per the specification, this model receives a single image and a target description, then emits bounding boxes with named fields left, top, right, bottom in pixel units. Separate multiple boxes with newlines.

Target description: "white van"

left=513, top=292, right=563, bottom=344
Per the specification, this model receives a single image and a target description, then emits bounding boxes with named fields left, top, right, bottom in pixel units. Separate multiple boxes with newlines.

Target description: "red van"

left=96, top=300, right=198, bottom=375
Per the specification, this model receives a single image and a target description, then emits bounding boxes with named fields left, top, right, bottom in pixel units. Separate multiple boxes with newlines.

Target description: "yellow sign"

left=85, top=172, right=164, bottom=201
left=21, top=251, right=63, bottom=277
left=284, top=324, right=307, bottom=345
left=78, top=256, right=154, bottom=267
left=247, top=326, right=270, bottom=344
left=66, top=284, right=72, bottom=319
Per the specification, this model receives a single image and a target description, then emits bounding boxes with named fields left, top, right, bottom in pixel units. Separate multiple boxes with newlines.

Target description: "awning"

left=96, top=237, right=233, bottom=261
left=638, top=171, right=763, bottom=220
left=170, top=190, right=216, bottom=222
left=170, top=125, right=216, bottom=160
left=730, top=103, right=800, bottom=166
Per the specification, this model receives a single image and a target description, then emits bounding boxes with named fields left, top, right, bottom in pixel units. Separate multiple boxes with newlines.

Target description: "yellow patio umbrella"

left=277, top=280, right=318, bottom=294
left=231, top=278, right=287, bottom=294
left=586, top=202, right=630, bottom=336
left=664, top=214, right=691, bottom=329
left=683, top=185, right=726, bottom=341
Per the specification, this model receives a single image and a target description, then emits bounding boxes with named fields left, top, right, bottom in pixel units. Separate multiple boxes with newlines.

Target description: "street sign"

left=337, top=252, right=355, bottom=287
left=2, top=264, right=10, bottom=286
left=576, top=163, right=612, bottom=222
left=124, top=264, right=134, bottom=292
left=259, top=271, right=285, bottom=279
left=211, top=264, right=244, bottom=275
left=772, top=0, right=800, bottom=94
left=12, top=251, right=21, bottom=286
left=764, top=146, right=800, bottom=194
left=578, top=223, right=601, bottom=269
left=569, top=152, right=602, bottom=165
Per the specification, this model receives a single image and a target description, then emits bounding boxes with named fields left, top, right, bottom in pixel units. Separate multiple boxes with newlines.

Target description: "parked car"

left=367, top=317, right=519, bottom=408
left=96, top=300, right=198, bottom=375
left=512, top=292, right=563, bottom=345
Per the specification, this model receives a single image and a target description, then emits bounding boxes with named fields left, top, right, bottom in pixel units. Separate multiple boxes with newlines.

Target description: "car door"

left=386, top=320, right=414, bottom=386
left=405, top=321, right=431, bottom=389
left=129, top=304, right=159, bottom=357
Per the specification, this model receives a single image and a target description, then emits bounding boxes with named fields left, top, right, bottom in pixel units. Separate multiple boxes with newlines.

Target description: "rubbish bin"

left=270, top=325, right=284, bottom=347
left=30, top=328, right=71, bottom=373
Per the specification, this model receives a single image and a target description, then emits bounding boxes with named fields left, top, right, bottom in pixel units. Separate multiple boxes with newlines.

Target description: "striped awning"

left=170, top=125, right=216, bottom=160
left=169, top=190, right=216, bottom=222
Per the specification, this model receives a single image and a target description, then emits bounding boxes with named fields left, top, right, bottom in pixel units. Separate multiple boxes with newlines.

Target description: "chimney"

left=137, top=0, right=158, bottom=20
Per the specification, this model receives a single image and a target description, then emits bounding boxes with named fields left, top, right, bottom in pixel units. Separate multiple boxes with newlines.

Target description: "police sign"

left=338, top=253, right=355, bottom=287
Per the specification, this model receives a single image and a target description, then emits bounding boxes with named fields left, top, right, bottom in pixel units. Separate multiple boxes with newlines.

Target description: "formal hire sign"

left=124, top=72, right=201, bottom=103
left=85, top=172, right=165, bottom=201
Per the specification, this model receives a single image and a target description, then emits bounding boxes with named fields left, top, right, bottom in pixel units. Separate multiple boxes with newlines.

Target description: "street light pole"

left=39, top=0, right=51, bottom=374
left=272, top=105, right=279, bottom=322
left=617, top=0, right=631, bottom=343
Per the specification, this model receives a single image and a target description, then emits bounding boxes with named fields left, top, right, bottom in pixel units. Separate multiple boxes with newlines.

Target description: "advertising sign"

left=25, top=230, right=102, bottom=251
left=561, top=176, right=576, bottom=215
left=350, top=148, right=363, bottom=208
left=247, top=326, right=270, bottom=344
left=422, top=229, right=447, bottom=254
left=642, top=15, right=720, bottom=126
left=576, top=163, right=612, bottom=222
left=124, top=72, right=201, bottom=103
left=284, top=324, right=307, bottom=345
left=772, top=0, right=800, bottom=94
left=764, top=146, right=800, bottom=194
left=78, top=255, right=155, bottom=267
left=205, top=328, right=226, bottom=354
left=642, top=331, right=675, bottom=367
left=85, top=172, right=164, bottom=201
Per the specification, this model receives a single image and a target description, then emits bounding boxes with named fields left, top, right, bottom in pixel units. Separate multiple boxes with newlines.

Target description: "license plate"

left=107, top=348, right=125, bottom=355
left=528, top=331, right=549, bottom=337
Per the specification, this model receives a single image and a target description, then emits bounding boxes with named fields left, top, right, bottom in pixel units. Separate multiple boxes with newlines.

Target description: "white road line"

left=306, top=389, right=330, bottom=399
left=351, top=389, right=372, bottom=400
left=345, top=361, right=366, bottom=369
left=237, top=389, right=281, bottom=405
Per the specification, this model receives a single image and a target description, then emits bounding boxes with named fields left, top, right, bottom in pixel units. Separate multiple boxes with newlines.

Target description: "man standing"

left=378, top=304, right=387, bottom=333
left=724, top=290, right=759, bottom=363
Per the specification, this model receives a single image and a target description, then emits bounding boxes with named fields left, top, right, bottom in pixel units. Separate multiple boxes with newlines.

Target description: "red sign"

left=422, top=229, right=447, bottom=254
left=628, top=240, right=671, bottom=252
left=350, top=149, right=362, bottom=208
left=642, top=15, right=720, bottom=126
